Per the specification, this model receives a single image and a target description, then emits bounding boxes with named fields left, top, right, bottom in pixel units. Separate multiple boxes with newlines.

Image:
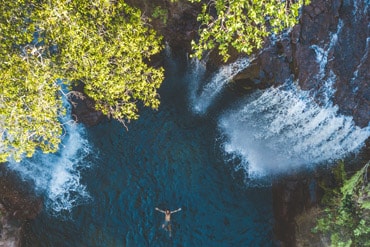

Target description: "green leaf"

left=0, top=0, right=164, bottom=162
left=190, top=0, right=307, bottom=61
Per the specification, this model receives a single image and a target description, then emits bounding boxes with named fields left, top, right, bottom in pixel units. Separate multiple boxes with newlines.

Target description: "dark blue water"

left=22, top=55, right=275, bottom=246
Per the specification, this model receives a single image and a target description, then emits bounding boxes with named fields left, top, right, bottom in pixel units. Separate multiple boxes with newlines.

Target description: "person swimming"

left=155, top=207, right=181, bottom=237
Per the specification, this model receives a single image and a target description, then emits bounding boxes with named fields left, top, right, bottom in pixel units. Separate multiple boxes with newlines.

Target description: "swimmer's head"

left=166, top=210, right=170, bottom=214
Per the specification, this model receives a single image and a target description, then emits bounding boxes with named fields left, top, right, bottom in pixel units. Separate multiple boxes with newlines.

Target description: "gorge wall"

left=232, top=0, right=369, bottom=245
left=234, top=0, right=369, bottom=128
left=0, top=166, right=42, bottom=247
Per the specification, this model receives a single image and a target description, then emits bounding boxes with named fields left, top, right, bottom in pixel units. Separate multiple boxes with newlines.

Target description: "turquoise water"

left=21, top=55, right=275, bottom=246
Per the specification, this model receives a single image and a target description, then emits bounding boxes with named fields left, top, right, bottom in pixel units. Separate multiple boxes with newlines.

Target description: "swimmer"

left=155, top=207, right=181, bottom=237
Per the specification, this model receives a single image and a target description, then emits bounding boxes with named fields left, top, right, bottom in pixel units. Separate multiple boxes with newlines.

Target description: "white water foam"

left=189, top=56, right=255, bottom=115
left=188, top=58, right=207, bottom=109
left=7, top=98, right=93, bottom=216
left=218, top=82, right=370, bottom=178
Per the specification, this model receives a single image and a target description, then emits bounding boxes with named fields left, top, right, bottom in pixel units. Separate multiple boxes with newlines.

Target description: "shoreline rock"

left=0, top=165, right=43, bottom=247
left=273, top=140, right=370, bottom=246
left=69, top=84, right=105, bottom=127
left=233, top=0, right=369, bottom=127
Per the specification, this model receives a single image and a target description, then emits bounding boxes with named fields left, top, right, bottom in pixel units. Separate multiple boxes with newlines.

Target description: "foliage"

left=189, top=0, right=309, bottom=61
left=152, top=6, right=169, bottom=25
left=0, top=0, right=164, bottom=162
left=313, top=161, right=370, bottom=246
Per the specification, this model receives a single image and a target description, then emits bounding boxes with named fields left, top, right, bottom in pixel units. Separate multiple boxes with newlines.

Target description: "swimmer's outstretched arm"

left=171, top=208, right=182, bottom=214
left=155, top=207, right=166, bottom=213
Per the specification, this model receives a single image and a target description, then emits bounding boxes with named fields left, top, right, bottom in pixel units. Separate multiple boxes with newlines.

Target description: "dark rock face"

left=272, top=177, right=313, bottom=247
left=0, top=167, right=42, bottom=221
left=232, top=0, right=370, bottom=246
left=331, top=1, right=370, bottom=127
left=291, top=0, right=341, bottom=92
left=272, top=173, right=326, bottom=247
left=235, top=37, right=295, bottom=88
left=0, top=165, right=43, bottom=247
left=294, top=0, right=369, bottom=127
left=69, top=91, right=105, bottom=127
left=235, top=0, right=370, bottom=127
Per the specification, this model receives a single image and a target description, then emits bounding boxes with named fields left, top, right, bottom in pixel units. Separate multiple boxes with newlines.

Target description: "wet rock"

left=0, top=165, right=43, bottom=247
left=233, top=37, right=293, bottom=91
left=0, top=167, right=42, bottom=221
left=163, top=3, right=200, bottom=54
left=0, top=204, right=22, bottom=247
left=267, top=0, right=370, bottom=245
left=272, top=175, right=315, bottom=247
left=234, top=0, right=369, bottom=127
left=69, top=85, right=105, bottom=127
left=70, top=97, right=104, bottom=127
left=293, top=0, right=369, bottom=127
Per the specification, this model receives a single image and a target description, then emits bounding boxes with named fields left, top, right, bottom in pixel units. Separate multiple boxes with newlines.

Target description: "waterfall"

left=186, top=5, right=370, bottom=180
left=209, top=15, right=366, bottom=178
left=218, top=82, right=370, bottom=178
left=7, top=95, right=93, bottom=216
left=188, top=58, right=207, bottom=110
left=189, top=56, right=255, bottom=115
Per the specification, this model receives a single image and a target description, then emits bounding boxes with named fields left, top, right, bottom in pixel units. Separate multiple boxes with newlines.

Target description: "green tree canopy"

left=314, top=161, right=370, bottom=246
left=0, top=0, right=164, bottom=162
left=190, top=0, right=309, bottom=61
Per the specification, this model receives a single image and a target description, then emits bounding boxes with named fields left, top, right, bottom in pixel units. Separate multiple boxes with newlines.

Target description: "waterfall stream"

left=218, top=82, right=370, bottom=178
left=191, top=11, right=370, bottom=179
left=7, top=99, right=93, bottom=215
left=189, top=56, right=255, bottom=115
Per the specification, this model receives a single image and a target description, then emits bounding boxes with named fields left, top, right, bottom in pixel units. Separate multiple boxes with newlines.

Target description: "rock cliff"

left=0, top=166, right=42, bottom=247
left=234, top=0, right=369, bottom=128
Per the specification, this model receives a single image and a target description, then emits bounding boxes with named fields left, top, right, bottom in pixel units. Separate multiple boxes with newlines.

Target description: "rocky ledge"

left=0, top=166, right=42, bottom=247
left=234, top=0, right=370, bottom=128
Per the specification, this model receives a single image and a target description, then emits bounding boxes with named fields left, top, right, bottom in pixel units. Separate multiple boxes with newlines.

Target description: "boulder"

left=0, top=165, right=43, bottom=247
